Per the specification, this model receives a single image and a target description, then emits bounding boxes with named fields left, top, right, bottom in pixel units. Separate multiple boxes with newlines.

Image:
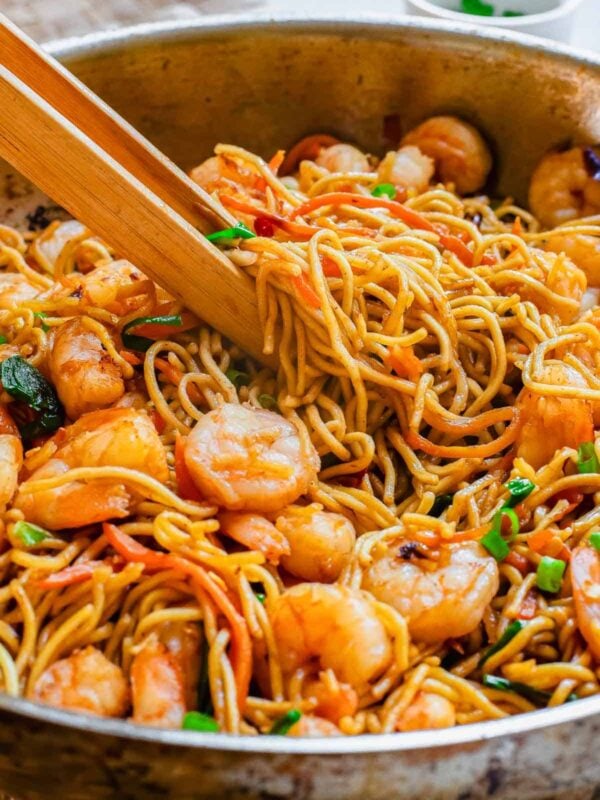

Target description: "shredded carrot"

left=268, top=149, right=286, bottom=175
left=0, top=404, right=19, bottom=437
left=120, top=349, right=142, bottom=366
left=388, top=345, right=423, bottom=383
left=36, top=562, right=97, bottom=589
left=405, top=408, right=520, bottom=459
left=321, top=256, right=342, bottom=278
left=518, top=592, right=537, bottom=620
left=292, top=274, right=321, bottom=309
left=103, top=523, right=252, bottom=709
left=131, top=309, right=199, bottom=339
left=279, top=133, right=340, bottom=175
left=150, top=409, right=166, bottom=435
left=154, top=357, right=184, bottom=387
left=505, top=551, right=530, bottom=575
left=174, top=434, right=204, bottom=503
left=219, top=194, right=320, bottom=239
left=512, top=217, right=523, bottom=237
left=528, top=529, right=571, bottom=562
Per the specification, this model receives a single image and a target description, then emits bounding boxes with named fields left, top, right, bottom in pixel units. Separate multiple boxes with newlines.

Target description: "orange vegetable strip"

left=219, top=194, right=320, bottom=239
left=528, top=529, right=571, bottom=562
left=131, top=310, right=199, bottom=340
left=174, top=434, right=204, bottom=503
left=388, top=345, right=423, bottom=383
left=268, top=149, right=286, bottom=175
left=291, top=274, right=321, bottom=309
left=120, top=349, right=142, bottom=366
left=36, top=562, right=97, bottom=589
left=289, top=192, right=436, bottom=231
left=405, top=409, right=520, bottom=459
left=505, top=551, right=530, bottom=576
left=279, top=133, right=340, bottom=175
left=518, top=592, right=537, bottom=620
left=103, top=523, right=252, bottom=709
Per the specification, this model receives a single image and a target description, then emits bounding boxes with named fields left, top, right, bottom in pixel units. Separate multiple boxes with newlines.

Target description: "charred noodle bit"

left=0, top=119, right=600, bottom=736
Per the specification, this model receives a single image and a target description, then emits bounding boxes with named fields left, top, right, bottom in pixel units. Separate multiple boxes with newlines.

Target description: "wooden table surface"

left=6, top=0, right=600, bottom=50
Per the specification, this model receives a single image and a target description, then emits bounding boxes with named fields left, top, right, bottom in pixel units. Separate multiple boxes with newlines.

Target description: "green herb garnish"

left=590, top=532, right=600, bottom=551
left=0, top=355, right=63, bottom=439
left=255, top=592, right=266, bottom=604
left=481, top=507, right=520, bottom=561
left=460, top=0, right=494, bottom=16
left=536, top=555, right=566, bottom=593
left=429, top=493, right=453, bottom=518
left=206, top=222, right=256, bottom=242
left=478, top=620, right=523, bottom=668
left=371, top=183, right=396, bottom=200
left=226, top=368, right=251, bottom=388
left=0, top=336, right=7, bottom=345
left=258, top=394, right=277, bottom=409
left=121, top=314, right=183, bottom=353
left=577, top=442, right=599, bottom=474
left=504, top=477, right=535, bottom=508
left=14, top=521, right=50, bottom=547
left=33, top=311, right=49, bottom=333
left=182, top=711, right=219, bottom=732
left=269, top=709, right=302, bottom=735
left=483, top=674, right=576, bottom=706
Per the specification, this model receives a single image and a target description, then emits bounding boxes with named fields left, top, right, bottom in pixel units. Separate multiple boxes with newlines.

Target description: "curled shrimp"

left=401, top=115, right=492, bottom=194
left=184, top=403, right=320, bottom=512
left=377, top=145, right=434, bottom=195
left=14, top=407, right=168, bottom=530
left=571, top=544, right=600, bottom=662
left=48, top=318, right=125, bottom=420
left=363, top=541, right=499, bottom=643
left=32, top=646, right=129, bottom=717
left=315, top=143, right=370, bottom=174
left=529, top=147, right=600, bottom=229
left=0, top=272, right=39, bottom=309
left=190, top=156, right=225, bottom=191
left=545, top=234, right=600, bottom=289
left=275, top=503, right=356, bottom=582
left=131, top=637, right=186, bottom=728
left=270, top=583, right=392, bottom=688
left=396, top=691, right=456, bottom=732
left=218, top=511, right=290, bottom=565
left=303, top=674, right=358, bottom=724
left=515, top=362, right=594, bottom=470
left=0, top=433, right=22, bottom=507
left=156, top=621, right=201, bottom=710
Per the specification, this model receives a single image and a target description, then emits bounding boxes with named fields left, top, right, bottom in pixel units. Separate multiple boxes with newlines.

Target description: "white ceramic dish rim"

left=4, top=10, right=595, bottom=756
left=406, top=0, right=586, bottom=27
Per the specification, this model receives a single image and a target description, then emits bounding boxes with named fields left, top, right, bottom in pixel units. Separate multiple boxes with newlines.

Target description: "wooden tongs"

left=0, top=14, right=273, bottom=365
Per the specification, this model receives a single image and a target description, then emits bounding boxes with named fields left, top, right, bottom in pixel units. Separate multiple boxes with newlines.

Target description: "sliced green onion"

left=371, top=183, right=396, bottom=200
left=429, top=493, right=453, bottom=518
left=577, top=442, right=600, bottom=474
left=226, top=368, right=250, bottom=388
left=481, top=507, right=520, bottom=562
left=478, top=620, right=523, bottom=668
left=589, top=532, right=600, bottom=551
left=504, top=477, right=535, bottom=508
left=483, top=674, right=576, bottom=706
left=460, top=0, right=494, bottom=15
left=0, top=355, right=63, bottom=439
left=255, top=592, right=266, bottom=604
left=206, top=222, right=256, bottom=242
left=122, top=314, right=183, bottom=352
left=269, top=709, right=302, bottom=735
left=33, top=311, right=49, bottom=333
left=0, top=335, right=7, bottom=345
left=182, top=711, right=219, bottom=732
left=14, top=521, right=50, bottom=547
left=258, top=394, right=277, bottom=409
left=536, top=555, right=566, bottom=593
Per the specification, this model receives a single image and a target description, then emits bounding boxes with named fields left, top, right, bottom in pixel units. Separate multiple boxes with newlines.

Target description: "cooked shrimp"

left=363, top=542, right=499, bottom=643
left=515, top=362, right=594, bottom=470
left=288, top=715, right=342, bottom=737
left=275, top=503, right=356, bottom=582
left=190, top=156, right=224, bottom=191
left=545, top=234, right=600, bottom=288
left=0, top=272, right=39, bottom=309
left=156, top=622, right=201, bottom=709
left=32, top=646, right=129, bottom=717
left=315, top=144, right=370, bottom=174
left=396, top=691, right=456, bottom=732
left=33, top=220, right=86, bottom=268
left=184, top=403, right=320, bottom=512
left=303, top=674, right=358, bottom=723
left=377, top=146, right=434, bottom=194
left=14, top=407, right=168, bottom=529
left=218, top=511, right=290, bottom=564
left=0, top=433, right=22, bottom=506
left=131, top=638, right=186, bottom=728
left=48, top=318, right=125, bottom=420
left=270, top=583, right=392, bottom=687
left=401, top=116, right=492, bottom=194
left=529, top=147, right=600, bottom=229
left=571, top=544, right=600, bottom=662
left=543, top=254, right=587, bottom=322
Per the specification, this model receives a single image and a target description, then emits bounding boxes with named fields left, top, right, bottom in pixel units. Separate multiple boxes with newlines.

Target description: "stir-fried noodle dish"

left=1, top=116, right=600, bottom=736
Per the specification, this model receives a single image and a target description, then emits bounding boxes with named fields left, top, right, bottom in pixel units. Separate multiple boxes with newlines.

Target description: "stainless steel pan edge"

left=0, top=15, right=599, bottom=798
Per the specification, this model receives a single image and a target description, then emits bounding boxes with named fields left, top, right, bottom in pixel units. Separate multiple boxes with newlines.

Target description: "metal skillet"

left=0, top=13, right=600, bottom=800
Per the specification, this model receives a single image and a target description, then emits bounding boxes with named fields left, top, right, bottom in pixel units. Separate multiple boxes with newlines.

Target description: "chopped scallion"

left=590, top=532, right=600, bottom=551
left=577, top=442, right=600, bottom=474
left=536, top=555, right=566, bottom=593
left=122, top=314, right=183, bottom=352
left=226, top=368, right=251, bottom=388
left=33, top=311, right=49, bottom=333
left=481, top=527, right=509, bottom=561
left=0, top=335, right=7, bottom=345
left=481, top=507, right=520, bottom=562
left=206, top=222, right=256, bottom=242
left=429, top=493, right=453, bottom=518
left=478, top=620, right=523, bottom=668
left=14, top=521, right=50, bottom=547
left=504, top=477, right=535, bottom=508
left=371, top=183, right=396, bottom=200
left=269, top=709, right=302, bottom=735
left=182, top=711, right=219, bottom=732
left=258, top=394, right=277, bottom=409
left=255, top=592, right=266, bottom=604
left=483, top=674, right=576, bottom=706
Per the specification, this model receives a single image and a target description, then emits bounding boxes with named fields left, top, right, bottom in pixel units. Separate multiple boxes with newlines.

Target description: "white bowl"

left=405, top=0, right=586, bottom=42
